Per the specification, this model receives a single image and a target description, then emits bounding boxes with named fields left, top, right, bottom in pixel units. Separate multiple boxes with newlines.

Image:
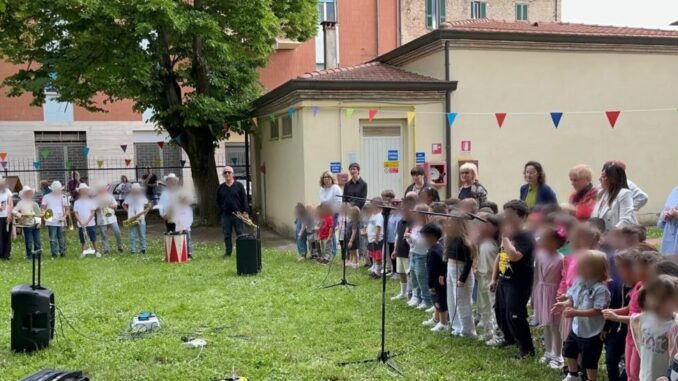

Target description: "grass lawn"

left=0, top=230, right=565, bottom=381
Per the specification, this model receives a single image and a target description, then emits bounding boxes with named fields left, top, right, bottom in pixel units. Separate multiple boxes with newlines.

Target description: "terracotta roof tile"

left=439, top=19, right=678, bottom=39
left=298, top=62, right=442, bottom=82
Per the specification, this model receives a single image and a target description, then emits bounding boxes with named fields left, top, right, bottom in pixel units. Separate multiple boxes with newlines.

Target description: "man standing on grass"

left=217, top=166, right=248, bottom=257
left=342, top=162, right=368, bottom=209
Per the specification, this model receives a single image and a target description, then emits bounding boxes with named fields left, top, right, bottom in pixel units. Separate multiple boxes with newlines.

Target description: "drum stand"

left=322, top=211, right=355, bottom=289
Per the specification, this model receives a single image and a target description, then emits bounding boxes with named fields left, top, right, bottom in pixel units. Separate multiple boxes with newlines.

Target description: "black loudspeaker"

left=236, top=234, right=260, bottom=275
left=21, top=369, right=88, bottom=381
left=11, top=285, right=55, bottom=353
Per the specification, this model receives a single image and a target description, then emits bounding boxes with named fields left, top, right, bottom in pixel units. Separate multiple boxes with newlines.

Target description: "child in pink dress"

left=533, top=226, right=566, bottom=369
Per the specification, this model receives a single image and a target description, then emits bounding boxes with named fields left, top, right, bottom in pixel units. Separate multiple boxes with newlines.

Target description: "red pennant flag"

left=157, top=141, right=164, bottom=149
left=0, top=152, right=6, bottom=161
left=124, top=159, right=132, bottom=167
left=605, top=111, right=620, bottom=128
left=368, top=109, right=378, bottom=122
left=495, top=113, right=507, bottom=128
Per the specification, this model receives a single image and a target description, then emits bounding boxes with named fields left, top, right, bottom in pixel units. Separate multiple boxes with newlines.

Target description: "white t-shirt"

left=158, top=189, right=176, bottom=219
left=631, top=312, right=676, bottom=381
left=172, top=204, right=193, bottom=232
left=95, top=193, right=117, bottom=225
left=367, top=213, right=384, bottom=243
left=319, top=185, right=342, bottom=213
left=123, top=195, right=149, bottom=221
left=14, top=199, right=41, bottom=226
left=73, top=198, right=96, bottom=227
left=41, top=192, right=69, bottom=227
left=0, top=188, right=11, bottom=218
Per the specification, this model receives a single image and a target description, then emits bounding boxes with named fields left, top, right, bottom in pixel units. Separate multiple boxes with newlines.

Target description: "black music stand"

left=322, top=196, right=356, bottom=289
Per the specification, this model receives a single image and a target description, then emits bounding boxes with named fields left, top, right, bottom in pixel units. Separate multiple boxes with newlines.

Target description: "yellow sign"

left=383, top=161, right=399, bottom=168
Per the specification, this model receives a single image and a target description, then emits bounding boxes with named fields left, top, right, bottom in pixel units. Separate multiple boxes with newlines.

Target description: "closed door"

left=361, top=125, right=402, bottom=198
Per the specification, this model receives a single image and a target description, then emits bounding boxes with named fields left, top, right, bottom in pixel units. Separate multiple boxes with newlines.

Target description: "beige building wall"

left=400, top=0, right=560, bottom=44
left=402, top=45, right=678, bottom=221
left=256, top=98, right=446, bottom=236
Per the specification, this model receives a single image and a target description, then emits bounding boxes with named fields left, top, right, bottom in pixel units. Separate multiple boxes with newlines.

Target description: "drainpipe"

left=376, top=0, right=381, bottom=55
left=444, top=40, right=452, bottom=198
left=396, top=0, right=401, bottom=46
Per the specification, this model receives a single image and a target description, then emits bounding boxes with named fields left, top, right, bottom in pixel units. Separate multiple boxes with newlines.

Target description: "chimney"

left=322, top=21, right=338, bottom=70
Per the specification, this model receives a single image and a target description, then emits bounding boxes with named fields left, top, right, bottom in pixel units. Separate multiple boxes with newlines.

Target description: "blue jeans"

left=99, top=222, right=123, bottom=253
left=78, top=226, right=97, bottom=244
left=47, top=226, right=65, bottom=257
left=295, top=220, right=307, bottom=257
left=221, top=214, right=243, bottom=256
left=410, top=253, right=432, bottom=305
left=129, top=220, right=147, bottom=253
left=23, top=226, right=41, bottom=259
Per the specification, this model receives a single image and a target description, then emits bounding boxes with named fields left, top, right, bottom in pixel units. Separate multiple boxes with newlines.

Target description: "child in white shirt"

left=73, top=184, right=99, bottom=255
left=95, top=184, right=123, bottom=254
left=13, top=186, right=42, bottom=259
left=123, top=184, right=150, bottom=255
left=172, top=191, right=194, bottom=259
left=366, top=198, right=384, bottom=278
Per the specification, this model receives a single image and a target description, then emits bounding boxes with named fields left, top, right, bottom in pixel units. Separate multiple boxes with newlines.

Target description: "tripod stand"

left=322, top=204, right=355, bottom=289
left=338, top=196, right=402, bottom=375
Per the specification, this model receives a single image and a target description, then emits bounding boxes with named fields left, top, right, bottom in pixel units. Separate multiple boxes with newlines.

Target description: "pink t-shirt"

left=558, top=255, right=578, bottom=295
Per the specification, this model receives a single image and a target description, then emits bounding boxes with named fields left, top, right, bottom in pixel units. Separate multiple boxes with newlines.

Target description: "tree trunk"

left=184, top=133, right=220, bottom=225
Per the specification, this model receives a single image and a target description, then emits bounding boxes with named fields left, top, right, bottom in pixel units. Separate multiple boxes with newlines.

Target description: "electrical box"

left=417, top=162, right=447, bottom=187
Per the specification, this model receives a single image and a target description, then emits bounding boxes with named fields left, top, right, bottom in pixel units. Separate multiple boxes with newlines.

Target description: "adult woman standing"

left=319, top=171, right=342, bottom=258
left=658, top=186, right=678, bottom=256
left=567, top=164, right=598, bottom=221
left=457, top=162, right=488, bottom=205
left=591, top=163, right=637, bottom=231
left=67, top=171, right=84, bottom=201
left=519, top=161, right=557, bottom=209
left=405, top=167, right=430, bottom=195
left=0, top=178, right=13, bottom=260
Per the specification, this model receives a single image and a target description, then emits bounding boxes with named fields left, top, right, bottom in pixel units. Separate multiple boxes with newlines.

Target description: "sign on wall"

left=329, top=161, right=342, bottom=174
left=461, top=140, right=472, bottom=153
left=431, top=143, right=442, bottom=154
left=415, top=152, right=426, bottom=164
left=387, top=149, right=398, bottom=161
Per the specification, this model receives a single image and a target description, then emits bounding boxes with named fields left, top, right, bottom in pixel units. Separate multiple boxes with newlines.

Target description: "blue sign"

left=329, top=162, right=342, bottom=174
left=387, top=149, right=398, bottom=161
left=415, top=152, right=426, bottom=164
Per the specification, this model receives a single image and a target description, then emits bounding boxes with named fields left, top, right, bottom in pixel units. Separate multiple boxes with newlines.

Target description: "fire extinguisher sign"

left=460, top=140, right=472, bottom=153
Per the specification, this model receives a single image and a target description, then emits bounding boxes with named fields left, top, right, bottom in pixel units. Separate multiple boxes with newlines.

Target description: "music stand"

left=322, top=198, right=355, bottom=289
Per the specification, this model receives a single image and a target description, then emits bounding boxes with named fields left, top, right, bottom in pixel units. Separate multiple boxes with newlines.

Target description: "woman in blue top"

left=658, top=186, right=678, bottom=256
left=520, top=161, right=557, bottom=209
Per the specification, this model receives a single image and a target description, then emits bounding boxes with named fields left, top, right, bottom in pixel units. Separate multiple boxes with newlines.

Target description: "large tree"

left=0, top=0, right=317, bottom=223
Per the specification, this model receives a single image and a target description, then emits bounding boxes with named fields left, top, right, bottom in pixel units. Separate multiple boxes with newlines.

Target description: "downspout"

left=396, top=0, right=401, bottom=47
left=376, top=0, right=381, bottom=55
left=554, top=0, right=559, bottom=21
left=444, top=40, right=452, bottom=198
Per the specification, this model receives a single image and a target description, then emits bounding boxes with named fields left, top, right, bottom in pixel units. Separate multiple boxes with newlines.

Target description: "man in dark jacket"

left=342, top=162, right=368, bottom=208
left=216, top=166, right=248, bottom=257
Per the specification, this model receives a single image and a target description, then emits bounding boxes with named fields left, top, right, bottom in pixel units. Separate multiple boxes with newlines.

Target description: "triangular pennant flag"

left=180, top=159, right=187, bottom=167
left=311, top=105, right=320, bottom=117
left=269, top=114, right=275, bottom=122
left=65, top=160, right=73, bottom=170
left=495, top=113, right=507, bottom=128
left=345, top=108, right=354, bottom=118
left=124, top=159, right=132, bottom=167
left=40, top=148, right=50, bottom=160
left=157, top=141, right=164, bottom=149
left=407, top=111, right=416, bottom=125
left=223, top=123, right=230, bottom=133
left=237, top=121, right=242, bottom=129
left=447, top=112, right=458, bottom=127
left=368, top=109, right=378, bottom=122
left=287, top=107, right=296, bottom=119
left=606, top=111, right=621, bottom=128
left=120, top=144, right=127, bottom=152
left=0, top=161, right=7, bottom=169
left=82, top=147, right=90, bottom=156
left=0, top=152, right=6, bottom=161
left=96, top=160, right=104, bottom=168
left=550, top=112, right=563, bottom=128
left=174, top=135, right=182, bottom=145
left=154, top=159, right=161, bottom=166
left=33, top=161, right=41, bottom=170
left=251, top=118, right=258, bottom=128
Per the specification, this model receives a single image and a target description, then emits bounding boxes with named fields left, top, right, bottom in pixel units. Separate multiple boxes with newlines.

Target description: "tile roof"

left=297, top=62, right=443, bottom=82
left=440, top=19, right=678, bottom=39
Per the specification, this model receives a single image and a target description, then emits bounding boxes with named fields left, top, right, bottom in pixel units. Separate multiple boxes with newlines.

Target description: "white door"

left=361, top=125, right=403, bottom=198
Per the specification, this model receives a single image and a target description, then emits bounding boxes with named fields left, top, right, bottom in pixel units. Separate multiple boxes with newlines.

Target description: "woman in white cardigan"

left=592, top=163, right=638, bottom=231
left=319, top=171, right=342, bottom=257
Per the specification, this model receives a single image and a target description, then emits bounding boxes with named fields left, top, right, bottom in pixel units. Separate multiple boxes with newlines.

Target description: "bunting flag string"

left=311, top=105, right=320, bottom=117
left=180, top=159, right=187, bottom=168
left=345, top=108, right=354, bottom=118
left=0, top=161, right=7, bottom=169
left=124, top=159, right=132, bottom=167
left=33, top=161, right=41, bottom=170
left=251, top=118, right=258, bottom=128
left=495, top=113, right=507, bottom=128
left=447, top=112, right=457, bottom=128
left=65, top=160, right=73, bottom=170
left=120, top=144, right=127, bottom=153
left=606, top=110, right=621, bottom=128
left=368, top=109, right=378, bottom=122
left=407, top=111, right=416, bottom=125
left=40, top=149, right=50, bottom=160
left=550, top=112, right=563, bottom=128
left=157, top=141, right=164, bottom=149
left=287, top=107, right=296, bottom=119
left=96, top=160, right=104, bottom=168
left=0, top=152, right=6, bottom=161
left=82, top=147, right=90, bottom=156
left=174, top=134, right=183, bottom=146
left=153, top=159, right=161, bottom=167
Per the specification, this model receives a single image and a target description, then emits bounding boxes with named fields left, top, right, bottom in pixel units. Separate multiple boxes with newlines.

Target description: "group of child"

left=10, top=176, right=194, bottom=259
left=294, top=191, right=678, bottom=381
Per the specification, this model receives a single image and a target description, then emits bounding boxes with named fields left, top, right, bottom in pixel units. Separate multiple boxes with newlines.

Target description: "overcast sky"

left=562, top=0, right=678, bottom=29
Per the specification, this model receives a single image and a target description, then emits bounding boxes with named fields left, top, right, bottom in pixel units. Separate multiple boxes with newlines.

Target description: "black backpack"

left=21, top=369, right=89, bottom=381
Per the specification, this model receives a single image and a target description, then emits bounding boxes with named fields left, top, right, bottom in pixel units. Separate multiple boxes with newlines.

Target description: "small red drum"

left=164, top=233, right=188, bottom=263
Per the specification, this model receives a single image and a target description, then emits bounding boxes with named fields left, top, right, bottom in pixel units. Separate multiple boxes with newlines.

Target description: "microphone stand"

left=322, top=198, right=355, bottom=289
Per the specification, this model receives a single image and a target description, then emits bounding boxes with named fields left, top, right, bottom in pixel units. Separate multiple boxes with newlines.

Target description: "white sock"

left=375, top=264, right=382, bottom=274
left=400, top=282, right=407, bottom=294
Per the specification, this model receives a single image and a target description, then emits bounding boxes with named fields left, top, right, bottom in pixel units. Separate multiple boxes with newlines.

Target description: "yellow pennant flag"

left=251, top=118, right=258, bottom=128
left=407, top=111, right=416, bottom=125
left=96, top=160, right=104, bottom=168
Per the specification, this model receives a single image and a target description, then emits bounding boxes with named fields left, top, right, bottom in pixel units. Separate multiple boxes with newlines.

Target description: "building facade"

left=253, top=20, right=678, bottom=236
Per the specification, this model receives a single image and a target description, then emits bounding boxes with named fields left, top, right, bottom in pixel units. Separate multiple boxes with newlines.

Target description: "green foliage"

left=0, top=231, right=563, bottom=380
left=0, top=0, right=317, bottom=137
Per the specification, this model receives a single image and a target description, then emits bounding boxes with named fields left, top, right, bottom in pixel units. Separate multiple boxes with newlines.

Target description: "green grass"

left=0, top=231, right=565, bottom=381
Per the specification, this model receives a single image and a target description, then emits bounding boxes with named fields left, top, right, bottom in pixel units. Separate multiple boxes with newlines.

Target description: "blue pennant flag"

left=288, top=107, right=296, bottom=119
left=174, top=135, right=182, bottom=145
left=180, top=159, right=187, bottom=167
left=447, top=112, right=458, bottom=127
left=311, top=105, right=320, bottom=117
left=82, top=147, right=90, bottom=156
left=550, top=112, right=563, bottom=128
left=33, top=161, right=41, bottom=170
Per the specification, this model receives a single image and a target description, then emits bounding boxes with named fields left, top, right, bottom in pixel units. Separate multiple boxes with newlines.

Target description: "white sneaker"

left=95, top=251, right=102, bottom=258
left=425, top=306, right=436, bottom=313
left=485, top=336, right=504, bottom=346
left=562, top=374, right=581, bottom=381
left=477, top=320, right=485, bottom=329
left=422, top=317, right=438, bottom=327
left=450, top=329, right=462, bottom=337
left=540, top=353, right=553, bottom=364
left=390, top=292, right=405, bottom=301
left=431, top=322, right=449, bottom=332
left=407, top=298, right=420, bottom=307
left=477, top=332, right=493, bottom=342
left=549, top=357, right=564, bottom=370
left=416, top=302, right=431, bottom=310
